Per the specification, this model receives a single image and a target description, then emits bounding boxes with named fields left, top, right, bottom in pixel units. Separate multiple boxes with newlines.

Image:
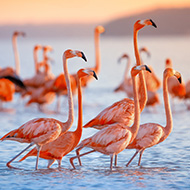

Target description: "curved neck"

left=62, top=56, right=74, bottom=130
left=12, top=35, right=20, bottom=75
left=133, top=28, right=147, bottom=112
left=94, top=31, right=101, bottom=73
left=75, top=76, right=83, bottom=137
left=163, top=74, right=173, bottom=135
left=124, top=57, right=131, bottom=80
left=130, top=74, right=140, bottom=143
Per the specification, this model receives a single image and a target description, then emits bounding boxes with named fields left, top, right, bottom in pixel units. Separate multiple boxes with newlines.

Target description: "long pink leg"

left=70, top=149, right=96, bottom=169
left=7, top=142, right=35, bottom=169
left=126, top=150, right=140, bottom=167
left=114, top=155, right=117, bottom=167
left=138, top=149, right=145, bottom=166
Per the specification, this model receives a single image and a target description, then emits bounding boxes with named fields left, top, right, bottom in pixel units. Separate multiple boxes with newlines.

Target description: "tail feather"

left=83, top=118, right=97, bottom=128
left=19, top=148, right=37, bottom=162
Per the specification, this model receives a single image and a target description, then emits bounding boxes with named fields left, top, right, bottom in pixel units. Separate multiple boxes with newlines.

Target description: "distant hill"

left=0, top=8, right=189, bottom=39
left=104, top=8, right=190, bottom=36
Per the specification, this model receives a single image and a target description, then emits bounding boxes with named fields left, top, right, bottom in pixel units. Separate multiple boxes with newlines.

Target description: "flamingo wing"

left=128, top=123, right=163, bottom=149
left=81, top=123, right=132, bottom=155
left=83, top=98, right=134, bottom=130
left=1, top=118, right=62, bottom=145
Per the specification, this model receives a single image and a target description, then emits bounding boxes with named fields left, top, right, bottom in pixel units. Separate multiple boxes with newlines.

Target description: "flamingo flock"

left=0, top=19, right=188, bottom=171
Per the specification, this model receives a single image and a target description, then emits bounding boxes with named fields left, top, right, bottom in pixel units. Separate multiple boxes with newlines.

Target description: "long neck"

left=34, top=49, right=39, bottom=74
left=62, top=57, right=74, bottom=130
left=94, top=31, right=101, bottom=73
left=130, top=74, right=140, bottom=143
left=75, top=76, right=83, bottom=137
left=133, top=28, right=147, bottom=112
left=163, top=74, right=173, bottom=136
left=124, top=58, right=130, bottom=81
left=12, top=35, right=20, bottom=75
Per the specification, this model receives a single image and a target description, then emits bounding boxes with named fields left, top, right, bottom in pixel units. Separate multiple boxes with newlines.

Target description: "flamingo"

left=0, top=75, right=26, bottom=111
left=83, top=19, right=157, bottom=130
left=165, top=58, right=186, bottom=99
left=23, top=45, right=54, bottom=89
left=0, top=49, right=87, bottom=170
left=19, top=69, right=98, bottom=168
left=114, top=53, right=133, bottom=98
left=80, top=25, right=104, bottom=87
left=70, top=65, right=151, bottom=170
left=12, top=31, right=25, bottom=75
left=125, top=68, right=182, bottom=167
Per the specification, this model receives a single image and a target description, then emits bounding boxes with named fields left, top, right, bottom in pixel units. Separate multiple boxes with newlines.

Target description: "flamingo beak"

left=150, top=19, right=157, bottom=28
left=81, top=52, right=87, bottom=62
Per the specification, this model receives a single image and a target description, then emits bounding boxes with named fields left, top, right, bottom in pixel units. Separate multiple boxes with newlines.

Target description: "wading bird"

left=19, top=69, right=98, bottom=168
left=70, top=65, right=151, bottom=170
left=83, top=19, right=157, bottom=130
left=0, top=49, right=87, bottom=170
left=125, top=68, right=182, bottom=167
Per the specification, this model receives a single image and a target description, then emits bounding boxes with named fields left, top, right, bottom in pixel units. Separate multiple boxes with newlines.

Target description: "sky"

left=0, top=0, right=190, bottom=25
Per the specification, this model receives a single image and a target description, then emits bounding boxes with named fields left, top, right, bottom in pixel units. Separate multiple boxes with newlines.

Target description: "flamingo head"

left=131, top=65, right=151, bottom=77
left=34, top=44, right=43, bottom=51
left=165, top=58, right=172, bottom=68
left=95, top=25, right=105, bottom=34
left=164, top=68, right=182, bottom=84
left=13, top=31, right=26, bottom=37
left=77, top=69, right=98, bottom=80
left=63, top=49, right=87, bottom=62
left=118, top=53, right=129, bottom=63
left=43, top=45, right=53, bottom=53
left=134, top=19, right=157, bottom=31
left=139, top=46, right=151, bottom=57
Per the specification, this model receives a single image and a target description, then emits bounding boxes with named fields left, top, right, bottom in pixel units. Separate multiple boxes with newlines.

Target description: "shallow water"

left=0, top=35, right=190, bottom=189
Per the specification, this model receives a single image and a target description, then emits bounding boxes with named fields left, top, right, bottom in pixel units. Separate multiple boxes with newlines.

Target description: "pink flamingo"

left=80, top=25, right=104, bottom=87
left=125, top=68, right=182, bottom=167
left=114, top=53, right=133, bottom=98
left=0, top=49, right=87, bottom=170
left=83, top=19, right=157, bottom=130
left=165, top=58, right=186, bottom=99
left=70, top=65, right=151, bottom=170
left=19, top=69, right=98, bottom=168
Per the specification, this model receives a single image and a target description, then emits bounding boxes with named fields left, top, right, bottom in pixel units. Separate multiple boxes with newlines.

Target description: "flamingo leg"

left=126, top=150, right=140, bottom=167
left=35, top=145, right=41, bottom=170
left=47, top=159, right=55, bottom=168
left=70, top=149, right=96, bottom=169
left=138, top=149, right=145, bottom=166
left=110, top=154, right=115, bottom=171
left=114, top=155, right=117, bottom=167
left=7, top=142, right=35, bottom=169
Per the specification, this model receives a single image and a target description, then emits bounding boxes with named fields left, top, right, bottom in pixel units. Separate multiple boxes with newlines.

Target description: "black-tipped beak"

left=93, top=71, right=98, bottom=80
left=145, top=65, right=152, bottom=73
left=178, top=76, right=182, bottom=84
left=81, top=52, right=87, bottom=62
left=150, top=19, right=157, bottom=28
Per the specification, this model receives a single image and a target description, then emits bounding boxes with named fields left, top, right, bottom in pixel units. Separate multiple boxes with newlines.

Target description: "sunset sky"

left=1, top=0, right=190, bottom=25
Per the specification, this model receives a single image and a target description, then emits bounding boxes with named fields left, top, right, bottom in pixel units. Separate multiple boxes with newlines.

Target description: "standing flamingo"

left=70, top=65, right=151, bottom=170
left=12, top=31, right=25, bottom=75
left=0, top=49, right=87, bottom=170
left=114, top=54, right=133, bottom=98
left=83, top=19, right=157, bottom=130
left=0, top=75, right=26, bottom=111
left=19, top=69, right=98, bottom=168
left=165, top=58, right=186, bottom=99
left=80, top=25, right=104, bottom=87
left=125, top=68, right=182, bottom=167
